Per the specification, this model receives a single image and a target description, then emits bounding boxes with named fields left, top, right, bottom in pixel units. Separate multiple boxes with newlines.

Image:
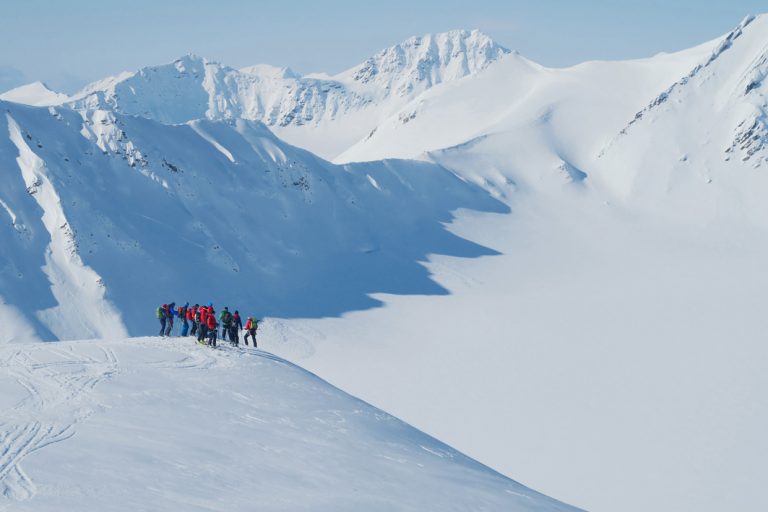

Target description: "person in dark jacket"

left=190, top=305, right=199, bottom=336
left=179, top=302, right=190, bottom=336
left=228, top=322, right=239, bottom=347
left=219, top=307, right=232, bottom=341
left=157, top=304, right=167, bottom=336
left=164, top=302, right=176, bottom=336
left=231, top=311, right=242, bottom=345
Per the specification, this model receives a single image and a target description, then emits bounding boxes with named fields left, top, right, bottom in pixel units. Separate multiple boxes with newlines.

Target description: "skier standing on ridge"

left=206, top=312, right=218, bottom=347
left=191, top=305, right=200, bottom=337
left=179, top=302, right=190, bottom=336
left=244, top=316, right=258, bottom=347
left=232, top=310, right=243, bottom=344
left=157, top=304, right=167, bottom=336
left=164, top=302, right=176, bottom=337
left=198, top=306, right=209, bottom=343
left=186, top=305, right=196, bottom=336
left=228, top=319, right=239, bottom=347
left=220, top=307, right=232, bottom=341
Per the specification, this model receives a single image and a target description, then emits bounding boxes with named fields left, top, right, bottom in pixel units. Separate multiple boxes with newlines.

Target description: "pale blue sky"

left=2, top=0, right=765, bottom=93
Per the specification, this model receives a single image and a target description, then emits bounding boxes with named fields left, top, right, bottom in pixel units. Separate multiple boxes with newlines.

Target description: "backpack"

left=156, top=306, right=164, bottom=319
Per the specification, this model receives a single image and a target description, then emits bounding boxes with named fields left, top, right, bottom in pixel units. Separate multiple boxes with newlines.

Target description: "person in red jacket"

left=186, top=305, right=196, bottom=337
left=244, top=316, right=259, bottom=347
left=206, top=313, right=217, bottom=347
left=197, top=306, right=208, bottom=343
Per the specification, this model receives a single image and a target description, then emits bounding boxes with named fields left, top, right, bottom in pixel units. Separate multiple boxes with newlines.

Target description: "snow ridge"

left=341, top=29, right=511, bottom=96
left=0, top=82, right=69, bottom=107
left=604, top=14, right=759, bottom=148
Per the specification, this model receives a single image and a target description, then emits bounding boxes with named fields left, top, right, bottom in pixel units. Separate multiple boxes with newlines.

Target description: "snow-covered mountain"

left=3, top=17, right=768, bottom=512
left=66, top=54, right=363, bottom=128
left=336, top=29, right=510, bottom=96
left=0, top=82, right=68, bottom=107
left=0, top=336, right=580, bottom=511
left=59, top=30, right=509, bottom=159
left=594, top=15, right=768, bottom=220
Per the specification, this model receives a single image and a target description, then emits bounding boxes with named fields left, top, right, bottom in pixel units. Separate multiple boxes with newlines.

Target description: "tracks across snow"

left=0, top=342, right=119, bottom=501
left=0, top=336, right=580, bottom=512
left=0, top=336, right=245, bottom=502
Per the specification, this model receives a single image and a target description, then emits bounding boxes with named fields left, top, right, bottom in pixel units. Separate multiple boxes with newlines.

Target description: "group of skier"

left=156, top=302, right=260, bottom=348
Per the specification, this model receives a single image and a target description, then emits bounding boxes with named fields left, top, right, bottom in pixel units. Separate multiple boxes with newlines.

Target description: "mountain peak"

left=338, top=28, right=511, bottom=95
left=172, top=53, right=214, bottom=69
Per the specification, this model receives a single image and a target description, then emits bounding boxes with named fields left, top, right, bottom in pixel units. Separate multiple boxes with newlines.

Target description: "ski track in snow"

left=0, top=344, right=118, bottom=501
left=0, top=338, right=262, bottom=502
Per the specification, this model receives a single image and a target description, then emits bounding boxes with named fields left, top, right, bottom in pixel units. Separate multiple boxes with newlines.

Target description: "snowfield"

left=2, top=15, right=768, bottom=512
left=0, top=337, right=579, bottom=512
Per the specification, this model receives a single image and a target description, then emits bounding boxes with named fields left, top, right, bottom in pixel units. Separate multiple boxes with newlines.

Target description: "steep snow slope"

left=0, top=99, right=504, bottom=343
left=595, top=15, right=768, bottom=221
left=61, top=30, right=509, bottom=159
left=0, top=82, right=68, bottom=107
left=0, top=337, right=580, bottom=511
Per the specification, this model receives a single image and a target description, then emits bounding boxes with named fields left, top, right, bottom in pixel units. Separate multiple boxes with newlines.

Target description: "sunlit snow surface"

left=0, top=337, right=579, bottom=512
left=3, top=15, right=768, bottom=512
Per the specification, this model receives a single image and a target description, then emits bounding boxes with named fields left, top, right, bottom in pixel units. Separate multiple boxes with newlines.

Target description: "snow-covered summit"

left=0, top=81, right=69, bottom=107
left=338, top=29, right=511, bottom=95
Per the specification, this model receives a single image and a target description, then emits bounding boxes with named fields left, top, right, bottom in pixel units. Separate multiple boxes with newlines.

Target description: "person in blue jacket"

left=164, top=302, right=176, bottom=336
